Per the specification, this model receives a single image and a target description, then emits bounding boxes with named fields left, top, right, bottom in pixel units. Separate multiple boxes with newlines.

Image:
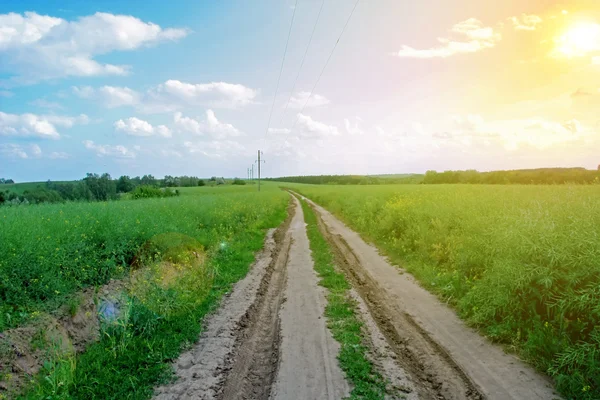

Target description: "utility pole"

left=251, top=164, right=254, bottom=181
left=256, top=150, right=265, bottom=192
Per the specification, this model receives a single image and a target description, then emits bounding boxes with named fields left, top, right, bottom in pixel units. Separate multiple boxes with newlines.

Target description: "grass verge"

left=9, top=188, right=288, bottom=399
left=299, top=196, right=388, bottom=399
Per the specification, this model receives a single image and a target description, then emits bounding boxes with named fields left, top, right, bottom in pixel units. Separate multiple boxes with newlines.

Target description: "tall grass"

left=1, top=185, right=288, bottom=399
left=286, top=183, right=600, bottom=400
left=0, top=186, right=287, bottom=330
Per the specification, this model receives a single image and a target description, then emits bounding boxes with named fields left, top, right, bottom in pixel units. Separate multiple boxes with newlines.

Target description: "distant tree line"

left=267, top=174, right=424, bottom=185
left=269, top=168, right=600, bottom=186
left=0, top=174, right=207, bottom=206
left=422, top=168, right=600, bottom=184
left=0, top=178, right=15, bottom=184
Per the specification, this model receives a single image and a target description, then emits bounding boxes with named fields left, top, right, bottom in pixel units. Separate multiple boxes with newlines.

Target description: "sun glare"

left=555, top=22, right=600, bottom=57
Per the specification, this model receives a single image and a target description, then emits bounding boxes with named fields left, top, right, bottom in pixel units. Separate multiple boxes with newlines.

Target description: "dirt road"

left=154, top=193, right=561, bottom=400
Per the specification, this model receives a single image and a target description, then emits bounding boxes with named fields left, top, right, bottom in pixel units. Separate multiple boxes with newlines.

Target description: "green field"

left=0, top=185, right=288, bottom=398
left=285, top=183, right=600, bottom=399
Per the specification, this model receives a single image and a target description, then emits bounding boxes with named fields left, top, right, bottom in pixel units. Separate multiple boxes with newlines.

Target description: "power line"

left=276, top=0, right=360, bottom=150
left=274, top=0, right=326, bottom=132
left=263, top=0, right=299, bottom=142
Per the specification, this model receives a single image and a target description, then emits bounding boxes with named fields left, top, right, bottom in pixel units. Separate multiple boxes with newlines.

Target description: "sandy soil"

left=269, top=195, right=349, bottom=400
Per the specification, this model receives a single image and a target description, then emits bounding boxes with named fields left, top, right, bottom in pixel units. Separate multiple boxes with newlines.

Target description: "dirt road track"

left=154, top=197, right=348, bottom=400
left=155, top=193, right=560, bottom=400
left=270, top=195, right=349, bottom=400
left=301, top=193, right=560, bottom=400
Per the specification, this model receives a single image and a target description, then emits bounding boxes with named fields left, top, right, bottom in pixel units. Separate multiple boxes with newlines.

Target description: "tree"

left=84, top=173, right=117, bottom=201
left=163, top=175, right=177, bottom=187
left=197, top=179, right=205, bottom=186
left=116, top=175, right=135, bottom=193
left=141, top=174, right=157, bottom=187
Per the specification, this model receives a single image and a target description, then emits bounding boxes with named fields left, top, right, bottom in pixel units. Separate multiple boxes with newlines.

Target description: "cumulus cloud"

left=72, top=80, right=257, bottom=113
left=155, top=80, right=257, bottom=108
left=393, top=18, right=501, bottom=58
left=0, top=143, right=43, bottom=159
left=288, top=92, right=330, bottom=109
left=174, top=110, right=241, bottom=138
left=509, top=14, right=542, bottom=31
left=114, top=117, right=172, bottom=137
left=83, top=140, right=136, bottom=158
left=0, top=111, right=88, bottom=139
left=72, top=85, right=140, bottom=108
left=0, top=12, right=188, bottom=82
left=295, top=113, right=339, bottom=138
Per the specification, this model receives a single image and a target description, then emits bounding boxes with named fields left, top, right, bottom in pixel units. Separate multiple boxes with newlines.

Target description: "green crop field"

left=0, top=185, right=288, bottom=399
left=285, top=183, right=600, bottom=399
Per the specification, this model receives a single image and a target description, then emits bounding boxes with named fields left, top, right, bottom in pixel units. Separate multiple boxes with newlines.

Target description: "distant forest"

left=267, top=174, right=424, bottom=185
left=0, top=174, right=207, bottom=205
left=270, top=167, right=600, bottom=185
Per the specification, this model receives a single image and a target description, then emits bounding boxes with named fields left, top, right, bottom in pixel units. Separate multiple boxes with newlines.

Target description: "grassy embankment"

left=0, top=185, right=288, bottom=399
left=299, top=197, right=387, bottom=399
left=287, top=183, right=600, bottom=400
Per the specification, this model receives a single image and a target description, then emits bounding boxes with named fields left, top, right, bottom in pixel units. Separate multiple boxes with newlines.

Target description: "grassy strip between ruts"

left=13, top=190, right=288, bottom=400
left=299, top=196, right=388, bottom=399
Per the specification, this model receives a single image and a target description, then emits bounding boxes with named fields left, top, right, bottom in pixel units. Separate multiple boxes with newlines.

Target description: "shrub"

left=232, top=178, right=246, bottom=186
left=130, top=186, right=178, bottom=199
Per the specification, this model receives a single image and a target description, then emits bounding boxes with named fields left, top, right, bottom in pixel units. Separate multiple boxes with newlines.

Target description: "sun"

left=555, top=22, right=600, bottom=57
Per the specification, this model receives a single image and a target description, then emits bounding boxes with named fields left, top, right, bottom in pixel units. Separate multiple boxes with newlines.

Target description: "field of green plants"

left=0, top=185, right=288, bottom=399
left=286, top=183, right=600, bottom=400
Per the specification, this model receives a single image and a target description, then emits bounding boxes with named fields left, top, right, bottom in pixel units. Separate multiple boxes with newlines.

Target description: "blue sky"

left=1, top=0, right=600, bottom=182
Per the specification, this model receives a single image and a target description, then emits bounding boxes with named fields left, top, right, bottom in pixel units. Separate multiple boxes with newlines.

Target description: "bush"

left=130, top=186, right=178, bottom=199
left=232, top=178, right=246, bottom=186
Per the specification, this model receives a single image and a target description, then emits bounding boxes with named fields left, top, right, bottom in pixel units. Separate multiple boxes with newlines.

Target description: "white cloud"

left=268, top=127, right=291, bottom=135
left=288, top=92, right=330, bottom=109
left=0, top=12, right=188, bottom=82
left=99, top=86, right=140, bottom=108
left=183, top=139, right=245, bottom=159
left=344, top=117, right=364, bottom=135
left=0, top=144, right=28, bottom=158
left=71, top=86, right=95, bottom=99
left=83, top=140, right=136, bottom=158
left=0, top=111, right=88, bottom=139
left=30, top=99, right=64, bottom=110
left=0, top=90, right=13, bottom=97
left=72, top=80, right=257, bottom=113
left=0, top=143, right=44, bottom=159
left=510, top=14, right=542, bottom=31
left=393, top=18, right=501, bottom=58
left=174, top=110, right=241, bottom=138
left=295, top=113, right=339, bottom=138
left=49, top=151, right=69, bottom=159
left=30, top=144, right=42, bottom=156
left=72, top=85, right=140, bottom=108
left=114, top=117, right=171, bottom=138
left=156, top=80, right=257, bottom=108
